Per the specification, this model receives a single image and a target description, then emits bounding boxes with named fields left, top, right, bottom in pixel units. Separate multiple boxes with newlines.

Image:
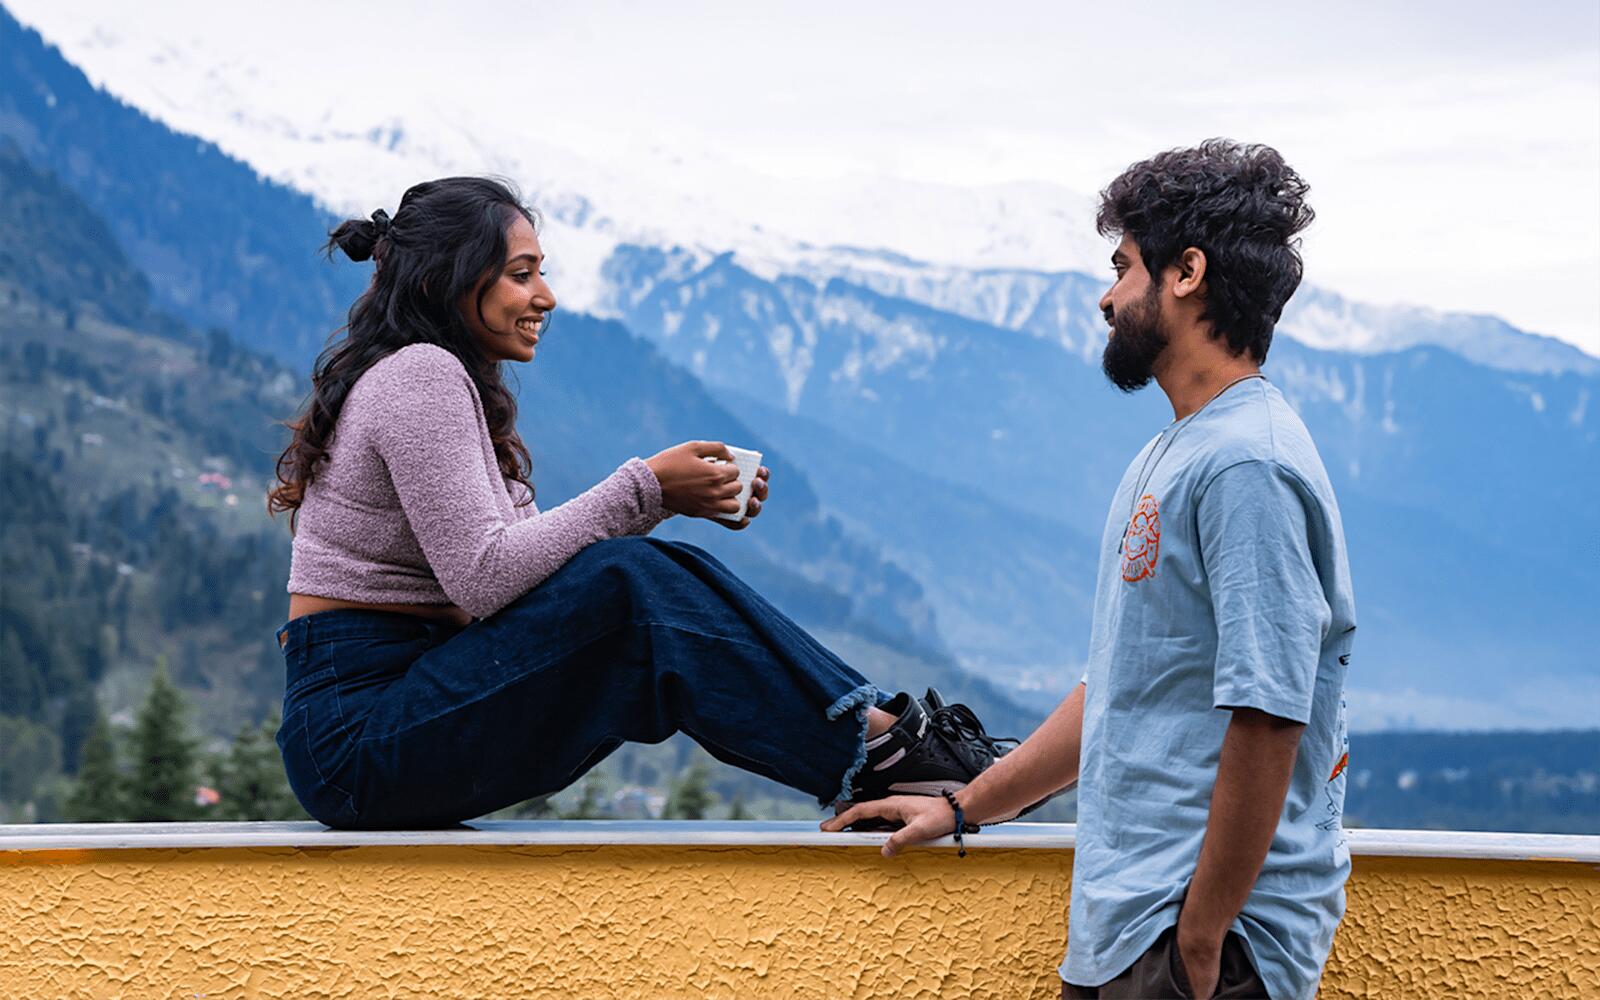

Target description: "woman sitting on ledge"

left=266, top=176, right=1005, bottom=829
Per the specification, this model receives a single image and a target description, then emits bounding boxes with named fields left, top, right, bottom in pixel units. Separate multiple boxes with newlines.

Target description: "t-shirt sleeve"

left=1197, top=460, right=1331, bottom=724
left=364, top=348, right=665, bottom=618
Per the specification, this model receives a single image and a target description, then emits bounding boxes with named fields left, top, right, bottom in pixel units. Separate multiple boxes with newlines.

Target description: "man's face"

left=1098, top=235, right=1168, bottom=393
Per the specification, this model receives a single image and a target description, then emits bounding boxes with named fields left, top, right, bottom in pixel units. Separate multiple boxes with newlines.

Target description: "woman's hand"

left=713, top=464, right=769, bottom=531
left=820, top=795, right=957, bottom=857
left=645, top=441, right=745, bottom=519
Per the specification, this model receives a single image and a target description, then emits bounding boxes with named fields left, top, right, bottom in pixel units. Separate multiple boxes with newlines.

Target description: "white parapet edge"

left=1, top=820, right=1598, bottom=862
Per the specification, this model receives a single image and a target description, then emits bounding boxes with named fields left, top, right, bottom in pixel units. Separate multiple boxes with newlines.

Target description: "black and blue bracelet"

left=940, top=789, right=980, bottom=857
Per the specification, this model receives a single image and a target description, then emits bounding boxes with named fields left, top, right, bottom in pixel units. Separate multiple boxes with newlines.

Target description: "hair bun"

left=326, top=209, right=393, bottom=262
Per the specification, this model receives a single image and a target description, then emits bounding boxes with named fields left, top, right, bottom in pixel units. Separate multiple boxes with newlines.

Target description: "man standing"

left=826, top=139, right=1356, bottom=1000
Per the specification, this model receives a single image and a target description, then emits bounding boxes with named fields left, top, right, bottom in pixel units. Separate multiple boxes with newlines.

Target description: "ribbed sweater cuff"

left=623, top=456, right=671, bottom=531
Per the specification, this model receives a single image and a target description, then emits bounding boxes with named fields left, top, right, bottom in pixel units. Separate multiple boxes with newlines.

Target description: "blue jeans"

left=275, top=537, right=881, bottom=828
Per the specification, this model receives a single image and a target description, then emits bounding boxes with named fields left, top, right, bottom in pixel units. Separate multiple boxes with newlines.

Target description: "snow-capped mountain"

left=11, top=4, right=1594, bottom=376
left=740, top=250, right=1600, bottom=377
left=597, top=242, right=1600, bottom=721
left=7, top=6, right=1597, bottom=730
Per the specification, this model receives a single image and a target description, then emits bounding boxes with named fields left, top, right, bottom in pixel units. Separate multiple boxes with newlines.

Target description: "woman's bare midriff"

left=284, top=593, right=474, bottom=644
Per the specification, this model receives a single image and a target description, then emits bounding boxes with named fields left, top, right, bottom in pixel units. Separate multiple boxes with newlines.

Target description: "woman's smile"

left=457, top=215, right=558, bottom=363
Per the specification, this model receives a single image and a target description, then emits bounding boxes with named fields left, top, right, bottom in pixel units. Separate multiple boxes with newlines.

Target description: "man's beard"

left=1101, top=284, right=1168, bottom=393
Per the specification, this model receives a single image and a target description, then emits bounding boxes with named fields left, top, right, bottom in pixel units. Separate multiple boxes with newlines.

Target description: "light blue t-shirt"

left=1061, top=378, right=1356, bottom=1000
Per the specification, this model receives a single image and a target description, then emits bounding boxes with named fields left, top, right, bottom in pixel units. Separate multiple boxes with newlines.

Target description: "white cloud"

left=11, top=0, right=1599, bottom=354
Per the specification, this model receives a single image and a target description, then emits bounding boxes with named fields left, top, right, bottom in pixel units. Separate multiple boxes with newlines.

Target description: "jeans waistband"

left=277, top=610, right=464, bottom=685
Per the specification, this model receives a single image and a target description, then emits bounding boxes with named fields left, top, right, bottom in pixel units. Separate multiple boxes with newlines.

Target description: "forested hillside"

left=1, top=8, right=1593, bottom=833
left=0, top=142, right=304, bottom=817
left=0, top=137, right=1042, bottom=823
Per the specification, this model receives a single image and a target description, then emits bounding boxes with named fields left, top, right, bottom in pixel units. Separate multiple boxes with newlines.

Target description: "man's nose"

left=1099, top=289, right=1114, bottom=319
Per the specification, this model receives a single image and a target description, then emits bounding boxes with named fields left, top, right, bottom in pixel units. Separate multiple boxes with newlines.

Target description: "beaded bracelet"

left=940, top=789, right=980, bottom=857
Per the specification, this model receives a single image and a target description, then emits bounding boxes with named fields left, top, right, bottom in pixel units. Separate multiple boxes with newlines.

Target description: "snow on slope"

left=732, top=246, right=1600, bottom=375
left=18, top=11, right=1107, bottom=306
left=14, top=6, right=1597, bottom=374
left=1280, top=286, right=1600, bottom=376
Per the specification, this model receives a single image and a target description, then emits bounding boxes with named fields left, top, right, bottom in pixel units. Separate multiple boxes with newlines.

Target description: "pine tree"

left=128, top=659, right=199, bottom=821
left=726, top=796, right=751, bottom=821
left=662, top=762, right=716, bottom=820
left=213, top=711, right=305, bottom=821
left=0, top=715, right=62, bottom=810
left=64, top=710, right=125, bottom=822
left=562, top=769, right=610, bottom=820
left=508, top=794, right=557, bottom=819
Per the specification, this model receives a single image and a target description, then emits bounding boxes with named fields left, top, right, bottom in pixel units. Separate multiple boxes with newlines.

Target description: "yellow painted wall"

left=3, top=844, right=1596, bottom=998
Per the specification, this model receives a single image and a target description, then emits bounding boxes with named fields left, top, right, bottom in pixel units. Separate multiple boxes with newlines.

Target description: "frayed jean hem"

left=824, top=682, right=880, bottom=806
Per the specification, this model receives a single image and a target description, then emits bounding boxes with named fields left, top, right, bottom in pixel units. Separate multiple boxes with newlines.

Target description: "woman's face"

left=459, top=214, right=557, bottom=364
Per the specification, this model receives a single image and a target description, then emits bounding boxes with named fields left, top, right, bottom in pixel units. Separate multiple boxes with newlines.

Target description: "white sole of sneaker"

left=886, top=779, right=968, bottom=796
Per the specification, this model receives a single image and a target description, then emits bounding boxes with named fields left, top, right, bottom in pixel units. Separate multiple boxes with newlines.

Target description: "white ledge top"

left=1, top=821, right=1597, bottom=862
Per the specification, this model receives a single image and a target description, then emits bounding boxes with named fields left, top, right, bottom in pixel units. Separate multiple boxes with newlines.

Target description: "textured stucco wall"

left=3, top=844, right=1596, bottom=998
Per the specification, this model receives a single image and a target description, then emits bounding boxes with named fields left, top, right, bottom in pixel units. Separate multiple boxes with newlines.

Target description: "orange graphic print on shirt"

left=1329, top=751, right=1349, bottom=782
left=1121, top=494, right=1161, bottom=582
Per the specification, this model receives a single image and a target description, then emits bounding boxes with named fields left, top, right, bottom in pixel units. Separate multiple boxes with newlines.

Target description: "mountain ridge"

left=6, top=3, right=1595, bottom=373
left=6, top=5, right=1595, bottom=732
left=602, top=244, right=1600, bottom=729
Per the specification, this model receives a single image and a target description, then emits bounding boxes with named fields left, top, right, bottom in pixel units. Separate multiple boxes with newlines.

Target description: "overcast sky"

left=14, top=0, right=1600, bottom=354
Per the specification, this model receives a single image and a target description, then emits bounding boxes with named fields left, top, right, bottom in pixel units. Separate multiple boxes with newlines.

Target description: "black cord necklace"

left=1118, top=373, right=1265, bottom=553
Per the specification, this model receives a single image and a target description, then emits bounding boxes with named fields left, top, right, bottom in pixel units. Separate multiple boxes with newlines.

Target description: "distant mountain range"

left=0, top=82, right=1041, bottom=824
left=602, top=246, right=1600, bottom=720
left=3, top=5, right=1596, bottom=731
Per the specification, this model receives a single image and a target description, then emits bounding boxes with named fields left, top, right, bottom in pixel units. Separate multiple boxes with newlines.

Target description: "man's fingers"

left=820, top=800, right=892, bottom=832
left=820, top=806, right=859, bottom=832
left=883, top=815, right=947, bottom=857
left=882, top=829, right=910, bottom=857
left=822, top=798, right=957, bottom=857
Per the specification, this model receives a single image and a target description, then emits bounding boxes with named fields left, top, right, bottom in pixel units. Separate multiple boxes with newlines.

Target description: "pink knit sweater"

left=286, top=343, right=668, bottom=618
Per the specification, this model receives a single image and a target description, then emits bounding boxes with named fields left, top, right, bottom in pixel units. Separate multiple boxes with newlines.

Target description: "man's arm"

left=821, top=682, right=1085, bottom=855
left=958, top=680, right=1086, bottom=824
left=1176, top=707, right=1304, bottom=998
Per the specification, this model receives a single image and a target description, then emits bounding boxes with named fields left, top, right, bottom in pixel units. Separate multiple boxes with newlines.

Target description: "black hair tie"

left=365, top=209, right=393, bottom=263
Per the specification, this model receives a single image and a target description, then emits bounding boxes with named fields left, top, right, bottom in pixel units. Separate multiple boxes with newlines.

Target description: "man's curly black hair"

left=1096, top=139, right=1314, bottom=363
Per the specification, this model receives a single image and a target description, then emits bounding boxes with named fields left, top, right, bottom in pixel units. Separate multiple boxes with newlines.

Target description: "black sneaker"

left=848, top=690, right=1014, bottom=803
left=922, top=687, right=1064, bottom=821
left=920, top=687, right=1021, bottom=780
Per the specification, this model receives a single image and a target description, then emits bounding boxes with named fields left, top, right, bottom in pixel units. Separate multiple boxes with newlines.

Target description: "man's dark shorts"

left=1061, top=926, right=1269, bottom=999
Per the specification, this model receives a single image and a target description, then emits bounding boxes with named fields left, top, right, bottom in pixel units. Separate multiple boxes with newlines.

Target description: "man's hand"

left=1175, top=919, right=1223, bottom=999
left=820, top=682, right=1087, bottom=857
left=1177, top=705, right=1304, bottom=999
left=820, top=795, right=955, bottom=857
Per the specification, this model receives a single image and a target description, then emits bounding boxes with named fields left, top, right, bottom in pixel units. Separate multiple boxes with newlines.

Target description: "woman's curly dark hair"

left=268, top=176, right=539, bottom=525
left=1096, top=139, right=1314, bottom=363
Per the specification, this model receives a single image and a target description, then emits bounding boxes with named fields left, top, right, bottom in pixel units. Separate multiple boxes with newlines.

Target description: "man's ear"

left=1173, top=247, right=1208, bottom=300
